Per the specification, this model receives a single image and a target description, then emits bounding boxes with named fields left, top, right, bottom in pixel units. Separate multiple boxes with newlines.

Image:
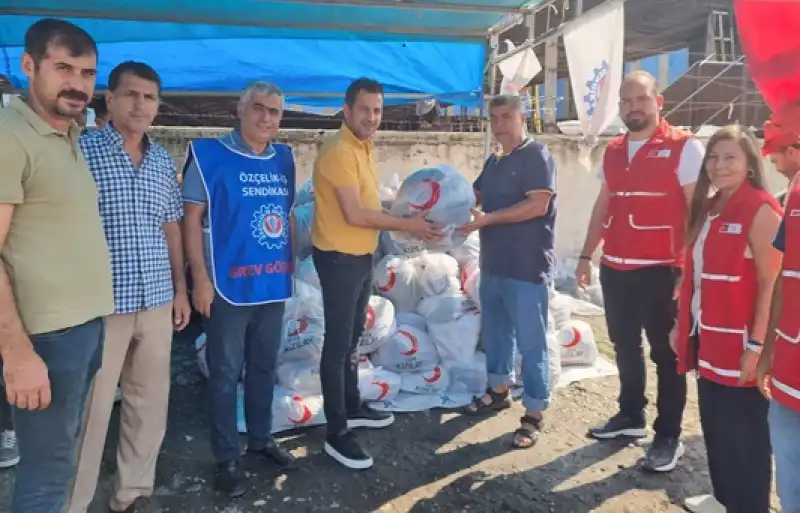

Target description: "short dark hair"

left=345, top=78, right=383, bottom=107
left=108, top=61, right=163, bottom=93
left=489, top=94, right=524, bottom=114
left=89, top=96, right=108, bottom=119
left=24, top=18, right=97, bottom=63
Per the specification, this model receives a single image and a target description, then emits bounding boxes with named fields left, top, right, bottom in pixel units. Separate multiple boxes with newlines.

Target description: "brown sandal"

left=512, top=415, right=543, bottom=449
left=464, top=387, right=512, bottom=415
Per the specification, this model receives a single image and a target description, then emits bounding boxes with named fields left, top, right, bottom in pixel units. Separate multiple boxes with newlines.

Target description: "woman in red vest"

left=673, top=125, right=783, bottom=513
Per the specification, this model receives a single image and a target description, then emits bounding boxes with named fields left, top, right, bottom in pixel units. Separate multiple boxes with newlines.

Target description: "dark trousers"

left=0, top=386, right=12, bottom=431
left=9, top=317, right=104, bottom=513
left=698, top=378, right=771, bottom=513
left=313, top=248, right=373, bottom=437
left=204, top=297, right=285, bottom=464
left=600, top=264, right=686, bottom=438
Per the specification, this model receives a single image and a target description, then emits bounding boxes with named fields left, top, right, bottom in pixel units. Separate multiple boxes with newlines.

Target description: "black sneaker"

left=247, top=442, right=298, bottom=470
left=642, top=436, right=684, bottom=473
left=588, top=412, right=648, bottom=440
left=215, top=459, right=247, bottom=498
left=324, top=431, right=373, bottom=470
left=112, top=496, right=163, bottom=513
left=347, top=404, right=395, bottom=430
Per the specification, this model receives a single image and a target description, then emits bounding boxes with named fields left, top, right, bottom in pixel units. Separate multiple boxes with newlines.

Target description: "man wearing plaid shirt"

left=67, top=62, right=190, bottom=513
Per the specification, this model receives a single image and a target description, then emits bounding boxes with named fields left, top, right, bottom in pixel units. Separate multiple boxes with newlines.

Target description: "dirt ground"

left=0, top=315, right=781, bottom=513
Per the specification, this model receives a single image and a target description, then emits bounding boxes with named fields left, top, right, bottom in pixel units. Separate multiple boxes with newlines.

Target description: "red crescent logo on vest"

left=372, top=380, right=390, bottom=400
left=423, top=366, right=442, bottom=383
left=263, top=213, right=284, bottom=237
left=408, top=179, right=441, bottom=211
left=398, top=329, right=419, bottom=356
left=287, top=395, right=313, bottom=424
left=288, top=318, right=309, bottom=337
left=364, top=306, right=376, bottom=331
left=562, top=327, right=582, bottom=349
left=377, top=267, right=397, bottom=293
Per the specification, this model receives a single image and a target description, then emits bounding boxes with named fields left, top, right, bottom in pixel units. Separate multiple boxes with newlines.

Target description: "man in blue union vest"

left=182, top=81, right=297, bottom=497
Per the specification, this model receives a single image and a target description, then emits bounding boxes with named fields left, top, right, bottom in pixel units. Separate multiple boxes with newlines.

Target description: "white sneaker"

left=0, top=430, right=20, bottom=469
left=685, top=494, right=726, bottom=513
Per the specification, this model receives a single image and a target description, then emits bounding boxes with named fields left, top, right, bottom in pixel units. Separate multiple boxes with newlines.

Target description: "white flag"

left=563, top=0, right=625, bottom=139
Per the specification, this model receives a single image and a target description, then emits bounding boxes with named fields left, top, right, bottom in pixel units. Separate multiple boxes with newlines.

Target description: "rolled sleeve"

left=0, top=131, right=29, bottom=204
left=317, top=145, right=360, bottom=188
left=522, top=144, right=556, bottom=194
left=181, top=151, right=208, bottom=205
left=774, top=218, right=786, bottom=253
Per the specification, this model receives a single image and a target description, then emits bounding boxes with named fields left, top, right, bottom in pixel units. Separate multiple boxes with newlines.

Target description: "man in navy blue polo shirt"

left=462, top=94, right=557, bottom=450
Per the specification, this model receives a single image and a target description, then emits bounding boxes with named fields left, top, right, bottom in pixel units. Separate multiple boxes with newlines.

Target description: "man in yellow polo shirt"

left=311, top=77, right=439, bottom=470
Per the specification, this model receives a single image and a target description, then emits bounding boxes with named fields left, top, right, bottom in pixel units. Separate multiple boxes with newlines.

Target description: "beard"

left=623, top=113, right=654, bottom=132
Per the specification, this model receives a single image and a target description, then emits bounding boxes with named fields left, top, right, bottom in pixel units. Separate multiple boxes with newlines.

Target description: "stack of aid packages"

left=195, top=165, right=598, bottom=434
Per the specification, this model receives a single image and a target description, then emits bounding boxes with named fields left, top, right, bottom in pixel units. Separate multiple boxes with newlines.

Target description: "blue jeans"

left=9, top=317, right=104, bottom=513
left=479, top=272, right=551, bottom=412
left=769, top=399, right=800, bottom=513
left=204, top=297, right=284, bottom=463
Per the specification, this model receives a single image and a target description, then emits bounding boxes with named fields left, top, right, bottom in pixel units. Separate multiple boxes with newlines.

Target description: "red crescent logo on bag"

left=377, top=267, right=397, bottom=293
left=562, top=327, right=582, bottom=349
left=372, top=380, right=390, bottom=400
left=398, top=329, right=419, bottom=356
left=460, top=267, right=468, bottom=291
left=408, top=179, right=441, bottom=211
left=287, top=395, right=313, bottom=424
left=364, top=306, right=376, bottom=331
left=423, top=366, right=442, bottom=383
left=288, top=318, right=309, bottom=337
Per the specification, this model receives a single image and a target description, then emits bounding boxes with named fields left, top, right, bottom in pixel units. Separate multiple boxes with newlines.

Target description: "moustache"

left=626, top=112, right=645, bottom=118
left=58, top=89, right=89, bottom=103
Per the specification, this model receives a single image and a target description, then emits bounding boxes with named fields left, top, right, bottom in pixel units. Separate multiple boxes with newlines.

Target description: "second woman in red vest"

left=673, top=125, right=783, bottom=513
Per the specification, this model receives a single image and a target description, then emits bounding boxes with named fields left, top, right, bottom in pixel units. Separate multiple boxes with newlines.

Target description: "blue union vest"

left=191, top=138, right=295, bottom=305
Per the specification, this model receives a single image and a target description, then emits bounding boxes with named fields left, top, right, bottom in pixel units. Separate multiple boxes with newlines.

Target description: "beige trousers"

left=67, top=303, right=173, bottom=512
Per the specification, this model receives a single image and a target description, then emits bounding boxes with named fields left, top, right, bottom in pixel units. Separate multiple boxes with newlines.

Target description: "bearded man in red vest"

left=575, top=71, right=705, bottom=473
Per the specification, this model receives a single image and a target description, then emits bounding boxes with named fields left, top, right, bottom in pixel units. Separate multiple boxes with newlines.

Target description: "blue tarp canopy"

left=0, top=1, right=542, bottom=109
left=1, top=38, right=487, bottom=110
left=0, top=1, right=541, bottom=43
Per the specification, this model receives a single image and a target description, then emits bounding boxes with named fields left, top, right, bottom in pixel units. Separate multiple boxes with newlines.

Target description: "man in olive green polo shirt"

left=0, top=19, right=113, bottom=513
left=311, top=77, right=440, bottom=470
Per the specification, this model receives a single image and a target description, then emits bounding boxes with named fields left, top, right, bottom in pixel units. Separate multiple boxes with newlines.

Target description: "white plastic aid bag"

left=379, top=173, right=402, bottom=204
left=195, top=333, right=209, bottom=379
left=549, top=290, right=573, bottom=331
left=448, top=231, right=480, bottom=266
left=400, top=365, right=451, bottom=394
left=269, top=387, right=326, bottom=433
left=444, top=351, right=488, bottom=394
left=428, top=309, right=481, bottom=364
left=358, top=367, right=402, bottom=402
left=295, top=179, right=315, bottom=206
left=417, top=252, right=461, bottom=298
left=295, top=257, right=321, bottom=290
left=276, top=360, right=321, bottom=395
left=279, top=316, right=324, bottom=363
left=373, top=254, right=423, bottom=313
left=292, top=202, right=314, bottom=261
left=389, top=165, right=476, bottom=252
left=358, top=295, right=397, bottom=355
left=395, top=312, right=427, bottom=332
left=515, top=333, right=561, bottom=389
left=417, top=293, right=473, bottom=325
left=558, top=319, right=598, bottom=367
left=371, top=325, right=440, bottom=373
left=462, top=262, right=481, bottom=311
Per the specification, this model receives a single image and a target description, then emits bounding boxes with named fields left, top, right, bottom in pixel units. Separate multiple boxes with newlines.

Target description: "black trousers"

left=0, top=387, right=11, bottom=431
left=313, top=248, right=373, bottom=436
left=697, top=378, right=771, bottom=513
left=600, top=264, right=686, bottom=438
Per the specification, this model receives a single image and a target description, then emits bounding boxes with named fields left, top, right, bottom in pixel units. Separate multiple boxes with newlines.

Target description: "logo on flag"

left=583, top=61, right=609, bottom=117
left=251, top=204, right=288, bottom=249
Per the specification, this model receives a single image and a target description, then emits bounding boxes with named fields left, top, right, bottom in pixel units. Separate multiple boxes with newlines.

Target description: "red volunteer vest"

left=676, top=183, right=782, bottom=387
left=602, top=120, right=691, bottom=270
left=771, top=182, right=800, bottom=411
